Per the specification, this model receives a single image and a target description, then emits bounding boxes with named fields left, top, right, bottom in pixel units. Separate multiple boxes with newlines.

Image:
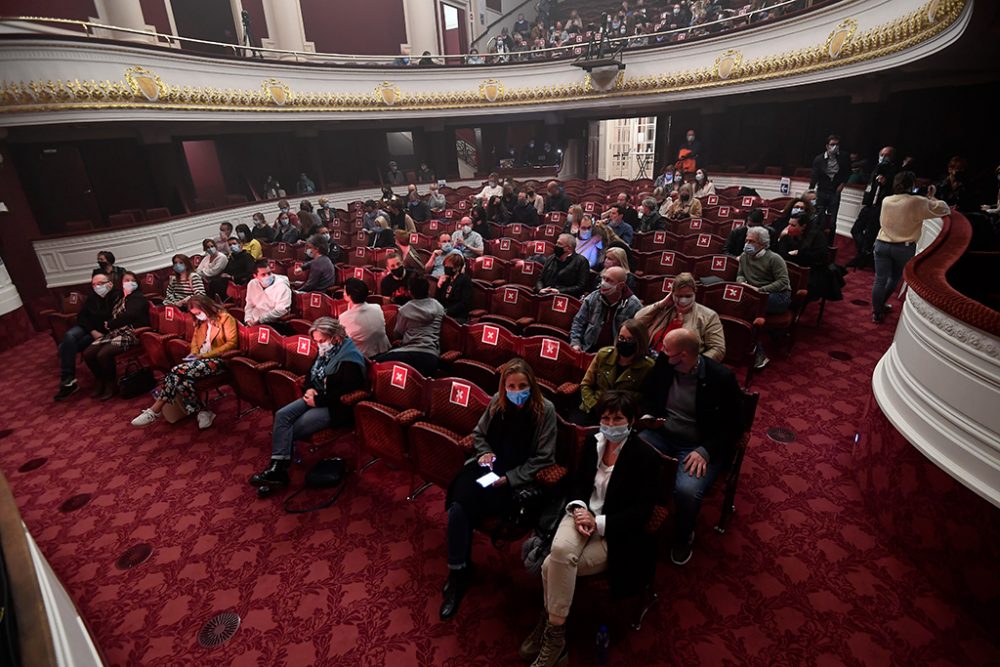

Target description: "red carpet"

left=2, top=266, right=999, bottom=666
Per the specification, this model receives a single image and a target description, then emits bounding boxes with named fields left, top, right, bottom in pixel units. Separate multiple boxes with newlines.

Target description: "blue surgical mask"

left=791, top=207, right=803, bottom=216
left=280, top=207, right=289, bottom=213
left=94, top=283, right=111, bottom=297
left=305, top=248, right=315, bottom=259
left=173, top=262, right=186, bottom=273
left=506, top=388, right=531, bottom=406
left=743, top=243, right=756, bottom=255
left=260, top=274, right=275, bottom=288
left=206, top=246, right=217, bottom=255
left=441, top=243, right=453, bottom=253
left=122, top=280, right=139, bottom=295
left=229, top=244, right=241, bottom=253
left=321, top=233, right=331, bottom=241
left=579, top=229, right=592, bottom=240
left=600, top=424, right=631, bottom=443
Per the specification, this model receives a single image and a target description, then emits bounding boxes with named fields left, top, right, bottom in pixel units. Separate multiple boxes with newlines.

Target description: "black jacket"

left=510, top=202, right=540, bottom=226
left=774, top=225, right=828, bottom=268
left=638, top=211, right=665, bottom=233
left=436, top=272, right=473, bottom=322
left=226, top=250, right=256, bottom=285
left=809, top=151, right=851, bottom=193
left=76, top=291, right=115, bottom=333
left=305, top=359, right=366, bottom=424
left=537, top=253, right=591, bottom=297
left=106, top=290, right=150, bottom=330
left=544, top=192, right=572, bottom=213
left=724, top=224, right=777, bottom=257
left=569, top=433, right=661, bottom=598
left=861, top=161, right=898, bottom=208
left=641, top=354, right=743, bottom=464
left=251, top=225, right=274, bottom=243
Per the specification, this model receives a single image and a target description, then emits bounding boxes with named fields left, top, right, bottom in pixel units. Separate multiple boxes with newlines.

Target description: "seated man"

left=223, top=236, right=255, bottom=286
left=509, top=189, right=540, bottom=226
left=637, top=197, right=664, bottom=232
left=425, top=232, right=465, bottom=277
left=339, top=278, right=391, bottom=357
left=298, top=235, right=337, bottom=293
left=537, top=234, right=591, bottom=297
left=724, top=208, right=770, bottom=256
left=380, top=251, right=416, bottom=305
left=374, top=275, right=445, bottom=377
left=603, top=204, right=634, bottom=246
left=570, top=266, right=642, bottom=353
left=451, top=217, right=484, bottom=259
left=244, top=260, right=292, bottom=326
left=639, top=328, right=742, bottom=565
left=406, top=186, right=431, bottom=223
left=737, top=225, right=791, bottom=369
left=427, top=182, right=447, bottom=213
left=54, top=273, right=115, bottom=400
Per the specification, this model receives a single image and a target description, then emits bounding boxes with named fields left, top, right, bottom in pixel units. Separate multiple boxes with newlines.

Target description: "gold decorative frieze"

left=0, top=0, right=967, bottom=115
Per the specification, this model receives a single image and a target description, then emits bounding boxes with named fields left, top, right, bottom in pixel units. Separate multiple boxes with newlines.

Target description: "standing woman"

left=163, top=254, right=205, bottom=307
left=81, top=271, right=150, bottom=400
left=440, top=359, right=557, bottom=620
left=130, top=295, right=237, bottom=430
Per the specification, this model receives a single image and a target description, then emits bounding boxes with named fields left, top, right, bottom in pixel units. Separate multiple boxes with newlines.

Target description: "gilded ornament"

left=479, top=79, right=503, bottom=102
left=714, top=49, right=743, bottom=80
left=262, top=78, right=291, bottom=106
left=375, top=81, right=401, bottom=106
left=125, top=66, right=165, bottom=102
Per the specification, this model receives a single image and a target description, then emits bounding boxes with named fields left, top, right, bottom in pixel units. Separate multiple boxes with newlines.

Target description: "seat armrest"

left=220, top=350, right=243, bottom=359
left=458, top=434, right=475, bottom=451
left=255, top=360, right=282, bottom=372
left=515, top=316, right=535, bottom=328
left=556, top=382, right=579, bottom=396
left=644, top=505, right=670, bottom=534
left=395, top=408, right=424, bottom=427
left=340, top=389, right=369, bottom=406
left=536, top=464, right=567, bottom=488
left=752, top=317, right=765, bottom=328
left=441, top=350, right=462, bottom=363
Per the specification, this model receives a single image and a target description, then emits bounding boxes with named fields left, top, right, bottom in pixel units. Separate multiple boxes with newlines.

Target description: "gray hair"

left=746, top=226, right=771, bottom=248
left=558, top=233, right=577, bottom=250
left=309, top=316, right=346, bottom=340
left=642, top=197, right=656, bottom=210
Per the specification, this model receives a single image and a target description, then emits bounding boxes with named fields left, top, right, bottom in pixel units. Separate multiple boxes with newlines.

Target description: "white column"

left=404, top=0, right=440, bottom=57
left=94, top=0, right=158, bottom=44
left=260, top=0, right=315, bottom=57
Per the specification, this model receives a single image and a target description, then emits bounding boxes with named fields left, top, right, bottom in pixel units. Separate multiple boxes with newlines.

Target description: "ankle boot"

left=91, top=379, right=106, bottom=398
left=439, top=567, right=472, bottom=620
left=249, top=459, right=290, bottom=486
left=529, top=621, right=567, bottom=667
left=518, top=611, right=548, bottom=661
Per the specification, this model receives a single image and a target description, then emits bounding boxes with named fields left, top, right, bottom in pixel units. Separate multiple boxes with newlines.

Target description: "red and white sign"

left=662, top=277, right=675, bottom=292
left=165, top=306, right=175, bottom=321
left=499, top=239, right=511, bottom=251
left=482, top=257, right=495, bottom=270
left=482, top=325, right=499, bottom=346
left=429, top=221, right=439, bottom=231
left=278, top=242, right=287, bottom=253
left=718, top=206, right=731, bottom=218
left=293, top=262, right=303, bottom=275
left=521, top=262, right=535, bottom=275
left=268, top=260, right=277, bottom=269
left=723, top=285, right=744, bottom=302
left=310, top=293, right=322, bottom=308
left=711, top=256, right=728, bottom=271
left=696, top=234, right=712, bottom=248
left=533, top=242, right=546, bottom=254
left=741, top=196, right=755, bottom=207
left=552, top=296, right=569, bottom=313
left=449, top=382, right=471, bottom=408
left=297, top=337, right=311, bottom=355
left=356, top=231, right=366, bottom=241
left=444, top=209, right=457, bottom=219
left=409, top=233, right=419, bottom=244
left=706, top=195, right=719, bottom=206
left=584, top=202, right=596, bottom=212
left=69, top=292, right=80, bottom=303
left=690, top=218, right=703, bottom=230
left=333, top=230, right=342, bottom=239
left=355, top=247, right=366, bottom=257
left=257, top=327, right=270, bottom=345
left=354, top=268, right=365, bottom=280
left=503, top=288, right=518, bottom=304
left=390, top=365, right=408, bottom=389
left=511, top=224, right=522, bottom=235
left=653, top=231, right=666, bottom=245
left=732, top=219, right=746, bottom=229
left=145, top=274, right=155, bottom=285
left=545, top=225, right=555, bottom=236
left=660, top=251, right=676, bottom=267
left=761, top=209, right=769, bottom=220
left=540, top=339, right=560, bottom=361
left=457, top=200, right=469, bottom=210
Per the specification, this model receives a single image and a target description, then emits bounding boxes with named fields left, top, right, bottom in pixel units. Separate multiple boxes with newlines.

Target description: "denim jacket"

left=570, top=289, right=642, bottom=352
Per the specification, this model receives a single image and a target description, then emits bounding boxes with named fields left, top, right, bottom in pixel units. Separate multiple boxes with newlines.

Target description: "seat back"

left=158, top=305, right=191, bottom=337
left=635, top=249, right=692, bottom=276
left=425, top=378, right=492, bottom=435
left=487, top=237, right=521, bottom=262
left=507, top=259, right=541, bottom=288
left=634, top=230, right=679, bottom=253
left=694, top=255, right=738, bottom=283
left=469, top=256, right=509, bottom=284
left=60, top=291, right=87, bottom=315
left=523, top=240, right=554, bottom=258
left=368, top=361, right=428, bottom=412
left=680, top=233, right=726, bottom=257
left=464, top=322, right=519, bottom=365
left=519, top=336, right=582, bottom=387
left=348, top=245, right=372, bottom=267
left=243, top=325, right=285, bottom=363
left=283, top=334, right=318, bottom=375
left=440, top=315, right=466, bottom=356
left=502, top=223, right=532, bottom=242
left=532, top=293, right=581, bottom=332
left=635, top=275, right=677, bottom=304
left=532, top=224, right=561, bottom=242
left=487, top=286, right=536, bottom=323
left=700, top=282, right=766, bottom=324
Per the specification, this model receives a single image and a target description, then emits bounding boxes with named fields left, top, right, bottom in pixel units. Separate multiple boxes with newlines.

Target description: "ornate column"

left=260, top=0, right=314, bottom=57
left=403, top=0, right=439, bottom=58
left=95, top=0, right=158, bottom=44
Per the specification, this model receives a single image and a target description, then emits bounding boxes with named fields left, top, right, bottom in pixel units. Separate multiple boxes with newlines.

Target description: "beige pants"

left=541, top=514, right=609, bottom=617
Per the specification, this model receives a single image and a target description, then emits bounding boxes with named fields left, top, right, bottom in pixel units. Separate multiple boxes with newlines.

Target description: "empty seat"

left=354, top=362, right=428, bottom=470
left=479, top=286, right=537, bottom=333
left=523, top=293, right=581, bottom=341
left=452, top=323, right=519, bottom=392
left=469, top=256, right=509, bottom=286
left=229, top=324, right=286, bottom=414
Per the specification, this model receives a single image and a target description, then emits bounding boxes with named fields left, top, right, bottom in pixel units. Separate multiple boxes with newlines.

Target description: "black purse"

left=118, top=360, right=155, bottom=398
left=283, top=457, right=350, bottom=514
left=492, top=483, right=546, bottom=546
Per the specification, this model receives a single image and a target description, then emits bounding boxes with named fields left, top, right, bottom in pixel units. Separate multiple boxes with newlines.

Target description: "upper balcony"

left=0, top=0, right=972, bottom=126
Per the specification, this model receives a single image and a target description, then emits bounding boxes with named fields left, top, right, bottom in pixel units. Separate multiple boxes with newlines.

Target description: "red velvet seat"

left=532, top=223, right=561, bottom=242
left=633, top=250, right=693, bottom=277
left=451, top=323, right=519, bottom=392
left=634, top=230, right=680, bottom=253
left=763, top=263, right=810, bottom=355
left=507, top=259, right=542, bottom=288
left=469, top=256, right=509, bottom=286
left=634, top=275, right=677, bottom=305
left=486, top=237, right=521, bottom=262
left=523, top=293, right=581, bottom=341
left=693, top=255, right=739, bottom=283
left=354, top=362, right=428, bottom=471
left=229, top=325, right=285, bottom=415
left=478, top=286, right=537, bottom=333
left=679, top=233, right=726, bottom=258
left=518, top=336, right=586, bottom=410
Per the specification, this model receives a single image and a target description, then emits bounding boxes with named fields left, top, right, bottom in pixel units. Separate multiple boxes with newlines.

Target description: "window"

left=386, top=131, right=414, bottom=156
left=486, top=0, right=502, bottom=12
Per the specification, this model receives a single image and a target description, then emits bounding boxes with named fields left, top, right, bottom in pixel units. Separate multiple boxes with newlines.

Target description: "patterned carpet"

left=2, top=265, right=999, bottom=667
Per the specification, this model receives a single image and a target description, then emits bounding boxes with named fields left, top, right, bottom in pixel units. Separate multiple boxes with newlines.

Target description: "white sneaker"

left=131, top=409, right=160, bottom=427
left=197, top=410, right=216, bottom=430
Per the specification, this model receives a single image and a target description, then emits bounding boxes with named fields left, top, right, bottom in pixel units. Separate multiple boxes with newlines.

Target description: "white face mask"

left=122, top=281, right=139, bottom=295
left=462, top=225, right=472, bottom=235
left=194, top=311, right=208, bottom=321
left=675, top=295, right=695, bottom=309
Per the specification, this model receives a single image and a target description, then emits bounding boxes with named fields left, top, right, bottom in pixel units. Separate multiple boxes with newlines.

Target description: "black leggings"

left=81, top=342, right=126, bottom=381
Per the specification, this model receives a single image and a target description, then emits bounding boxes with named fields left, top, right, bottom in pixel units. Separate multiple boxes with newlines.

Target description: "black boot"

left=249, top=459, right=290, bottom=487
left=442, top=561, right=475, bottom=595
left=91, top=379, right=106, bottom=398
left=439, top=567, right=472, bottom=620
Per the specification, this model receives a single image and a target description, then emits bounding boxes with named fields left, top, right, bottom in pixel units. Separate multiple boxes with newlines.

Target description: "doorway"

left=440, top=3, right=468, bottom=65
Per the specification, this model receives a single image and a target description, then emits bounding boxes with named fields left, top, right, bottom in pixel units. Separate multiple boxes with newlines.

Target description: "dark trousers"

left=374, top=350, right=439, bottom=378
left=81, top=342, right=126, bottom=382
left=850, top=206, right=880, bottom=259
left=815, top=189, right=842, bottom=242
left=446, top=462, right=512, bottom=568
left=59, top=325, right=94, bottom=383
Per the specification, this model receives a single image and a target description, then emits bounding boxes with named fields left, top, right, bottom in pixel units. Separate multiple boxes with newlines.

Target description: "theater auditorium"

left=0, top=0, right=997, bottom=665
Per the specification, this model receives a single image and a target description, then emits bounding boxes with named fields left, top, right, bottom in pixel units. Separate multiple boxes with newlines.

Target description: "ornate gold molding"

left=0, top=0, right=968, bottom=115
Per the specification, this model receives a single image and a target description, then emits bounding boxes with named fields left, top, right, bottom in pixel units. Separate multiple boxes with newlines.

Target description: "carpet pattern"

left=2, top=266, right=998, bottom=666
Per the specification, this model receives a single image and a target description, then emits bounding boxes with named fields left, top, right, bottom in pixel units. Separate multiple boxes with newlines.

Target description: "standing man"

left=849, top=146, right=898, bottom=268
left=809, top=134, right=851, bottom=242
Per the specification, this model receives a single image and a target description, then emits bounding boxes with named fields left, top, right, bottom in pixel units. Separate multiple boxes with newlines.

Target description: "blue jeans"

left=639, top=428, right=723, bottom=544
left=765, top=291, right=791, bottom=314
left=59, top=325, right=94, bottom=383
left=271, top=399, right=331, bottom=460
left=871, top=240, right=915, bottom=316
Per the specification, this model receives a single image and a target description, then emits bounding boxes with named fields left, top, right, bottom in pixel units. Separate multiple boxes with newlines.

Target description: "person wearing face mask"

left=91, top=250, right=126, bottom=285
left=427, top=183, right=446, bottom=213
left=163, top=254, right=205, bottom=307
left=602, top=247, right=636, bottom=293
left=537, top=234, right=591, bottom=297
left=692, top=168, right=715, bottom=198
left=724, top=209, right=772, bottom=258
left=440, top=358, right=556, bottom=620
left=405, top=187, right=431, bottom=223
left=638, top=197, right=665, bottom=232
left=849, top=146, right=898, bottom=268
left=574, top=216, right=604, bottom=269
left=391, top=230, right=425, bottom=272
left=510, top=189, right=541, bottom=226
left=196, top=238, right=229, bottom=300
left=561, top=205, right=583, bottom=235
left=380, top=252, right=416, bottom=305
left=497, top=184, right=518, bottom=224
left=635, top=272, right=725, bottom=360
left=249, top=213, right=274, bottom=244
left=570, top=266, right=642, bottom=353
left=273, top=211, right=301, bottom=244
left=775, top=214, right=843, bottom=303
left=574, top=319, right=654, bottom=425
left=338, top=279, right=390, bottom=358
left=526, top=187, right=545, bottom=215
left=216, top=222, right=234, bottom=255
left=131, top=296, right=237, bottom=429
left=244, top=260, right=292, bottom=326
left=676, top=129, right=701, bottom=174
left=638, top=327, right=742, bottom=565
left=222, top=236, right=255, bottom=286
left=426, top=232, right=465, bottom=277
left=451, top=216, right=485, bottom=259
left=809, top=134, right=851, bottom=241
left=476, top=172, right=504, bottom=201
left=544, top=181, right=571, bottom=213
left=80, top=271, right=150, bottom=400
left=436, top=253, right=473, bottom=323
left=374, top=275, right=445, bottom=377
left=53, top=274, right=116, bottom=400
left=737, top=226, right=791, bottom=369
left=273, top=199, right=300, bottom=229
left=316, top=198, right=335, bottom=225
left=367, top=215, right=396, bottom=248
left=521, top=391, right=660, bottom=666
left=660, top=184, right=702, bottom=221
left=385, top=199, right=417, bottom=233
left=237, top=223, right=264, bottom=259
left=298, top=235, right=337, bottom=293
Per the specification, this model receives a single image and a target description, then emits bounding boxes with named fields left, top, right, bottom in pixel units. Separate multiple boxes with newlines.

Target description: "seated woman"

left=130, top=295, right=237, bottom=430
left=692, top=168, right=717, bottom=198
left=299, top=235, right=337, bottom=292
left=163, top=254, right=206, bottom=307
left=369, top=215, right=397, bottom=248
left=236, top=223, right=264, bottom=260
left=250, top=316, right=367, bottom=489
left=436, top=253, right=473, bottom=323
left=773, top=197, right=816, bottom=237
left=250, top=213, right=274, bottom=243
left=574, top=215, right=604, bottom=269
left=635, top=272, right=725, bottom=360
left=774, top=213, right=840, bottom=302
left=440, top=358, right=557, bottom=621
left=602, top=246, right=636, bottom=293
left=393, top=230, right=425, bottom=272
left=196, top=238, right=229, bottom=300
left=660, top=184, right=702, bottom=221
left=520, top=390, right=660, bottom=667
left=575, top=319, right=654, bottom=425
left=81, top=271, right=150, bottom=400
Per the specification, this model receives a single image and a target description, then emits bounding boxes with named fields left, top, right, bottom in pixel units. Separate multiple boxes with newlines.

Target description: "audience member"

left=80, top=271, right=150, bottom=400
left=772, top=197, right=814, bottom=237
left=981, top=164, right=1000, bottom=216
left=575, top=320, right=654, bottom=424
left=638, top=197, right=665, bottom=232
left=544, top=181, right=572, bottom=213
left=574, top=216, right=604, bottom=269
left=237, top=223, right=264, bottom=259
left=92, top=250, right=126, bottom=285
left=680, top=129, right=702, bottom=171
left=436, top=253, right=473, bottom=323
left=296, top=172, right=316, bottom=194
left=385, top=199, right=417, bottom=233
left=737, top=226, right=790, bottom=369
left=317, top=198, right=335, bottom=225
left=406, top=187, right=431, bottom=222
left=426, top=232, right=465, bottom=277
left=249, top=316, right=367, bottom=489
left=339, top=279, right=391, bottom=357
left=570, top=267, right=642, bottom=353
left=417, top=162, right=437, bottom=184
left=375, top=275, right=445, bottom=377
left=725, top=208, right=769, bottom=256
left=250, top=213, right=274, bottom=244
left=298, top=200, right=321, bottom=236
left=163, top=254, right=205, bottom=307
left=849, top=146, right=898, bottom=268
left=130, top=295, right=238, bottom=430
left=393, top=230, right=425, bottom=271
left=936, top=155, right=973, bottom=211
left=362, top=200, right=383, bottom=233
left=692, top=168, right=716, bottom=198
left=223, top=237, right=255, bottom=286
left=602, top=247, right=635, bottom=292
left=274, top=208, right=302, bottom=244
left=661, top=184, right=702, bottom=220
left=537, top=234, right=591, bottom=297
left=275, top=199, right=300, bottom=228
left=368, top=215, right=396, bottom=248
left=216, top=222, right=234, bottom=254
left=605, top=204, right=634, bottom=245
left=196, top=238, right=229, bottom=300
left=639, top=327, right=742, bottom=565
left=244, top=260, right=292, bottom=326
left=386, top=161, right=405, bottom=186
left=511, top=190, right=541, bottom=226
left=441, top=358, right=557, bottom=620
left=381, top=252, right=416, bottom=305
left=477, top=173, right=504, bottom=201
left=808, top=134, right=850, bottom=239
left=53, top=273, right=115, bottom=400
left=635, top=272, right=725, bottom=359
left=451, top=217, right=485, bottom=258
left=526, top=187, right=545, bottom=215
left=299, top=235, right=337, bottom=292
left=427, top=183, right=446, bottom=212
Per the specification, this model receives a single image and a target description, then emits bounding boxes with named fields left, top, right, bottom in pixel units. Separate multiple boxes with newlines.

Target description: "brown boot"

left=518, top=611, right=548, bottom=661
left=529, top=620, right=567, bottom=667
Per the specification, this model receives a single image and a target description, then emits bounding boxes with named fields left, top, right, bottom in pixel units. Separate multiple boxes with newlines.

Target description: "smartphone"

left=476, top=471, right=501, bottom=487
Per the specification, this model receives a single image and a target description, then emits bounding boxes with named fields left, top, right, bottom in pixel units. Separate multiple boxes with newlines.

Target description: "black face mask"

left=553, top=246, right=566, bottom=258
left=616, top=339, right=637, bottom=357
left=680, top=194, right=690, bottom=202
left=444, top=266, right=457, bottom=277
left=391, top=267, right=405, bottom=278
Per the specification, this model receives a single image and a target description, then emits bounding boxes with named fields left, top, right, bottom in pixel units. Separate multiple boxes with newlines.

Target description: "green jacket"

left=579, top=347, right=655, bottom=414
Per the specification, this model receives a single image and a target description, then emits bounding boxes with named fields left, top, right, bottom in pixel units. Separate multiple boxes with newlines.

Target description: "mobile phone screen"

left=476, top=471, right=500, bottom=487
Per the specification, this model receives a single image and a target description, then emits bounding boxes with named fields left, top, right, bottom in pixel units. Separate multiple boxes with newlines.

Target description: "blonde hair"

left=604, top=247, right=631, bottom=272
left=673, top=272, right=696, bottom=292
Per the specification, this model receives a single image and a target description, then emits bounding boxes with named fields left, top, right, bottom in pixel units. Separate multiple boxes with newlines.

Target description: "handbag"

left=492, top=483, right=545, bottom=546
left=118, top=361, right=156, bottom=398
left=283, top=457, right=350, bottom=514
